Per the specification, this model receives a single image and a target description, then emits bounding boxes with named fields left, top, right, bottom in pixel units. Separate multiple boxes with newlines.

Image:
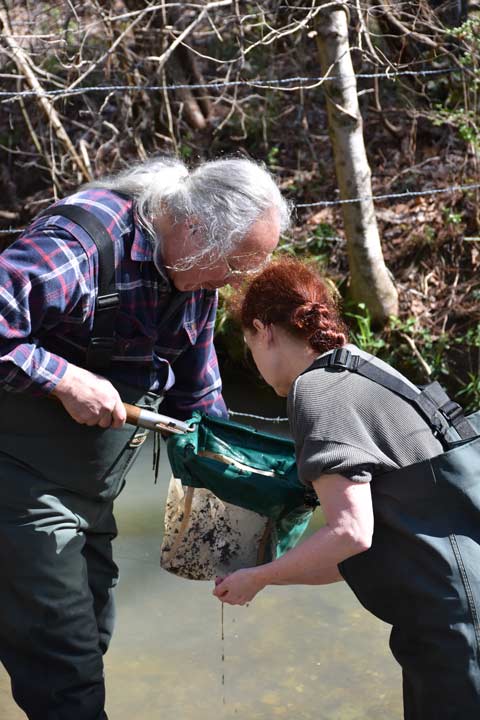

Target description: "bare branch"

left=0, top=7, right=92, bottom=183
left=64, top=7, right=151, bottom=93
left=147, top=0, right=233, bottom=72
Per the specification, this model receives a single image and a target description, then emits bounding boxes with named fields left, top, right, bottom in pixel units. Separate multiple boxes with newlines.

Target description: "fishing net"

left=160, top=412, right=317, bottom=580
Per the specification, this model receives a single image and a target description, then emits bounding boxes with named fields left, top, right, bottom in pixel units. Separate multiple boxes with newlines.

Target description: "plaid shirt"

left=0, top=188, right=227, bottom=420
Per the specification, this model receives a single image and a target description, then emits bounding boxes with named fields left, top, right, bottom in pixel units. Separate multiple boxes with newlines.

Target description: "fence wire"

left=228, top=410, right=289, bottom=423
left=296, top=182, right=480, bottom=208
left=0, top=59, right=477, bottom=235
left=1, top=181, right=479, bottom=236
left=0, top=66, right=464, bottom=101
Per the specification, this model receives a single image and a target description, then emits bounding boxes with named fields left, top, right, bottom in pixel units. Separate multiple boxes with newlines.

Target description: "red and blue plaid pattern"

left=0, top=189, right=226, bottom=420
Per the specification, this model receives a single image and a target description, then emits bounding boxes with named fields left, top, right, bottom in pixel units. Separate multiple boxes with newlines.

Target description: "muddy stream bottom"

left=0, top=382, right=402, bottom=719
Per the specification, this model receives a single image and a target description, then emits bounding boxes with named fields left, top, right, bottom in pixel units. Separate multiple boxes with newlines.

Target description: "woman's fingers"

left=212, top=569, right=263, bottom=605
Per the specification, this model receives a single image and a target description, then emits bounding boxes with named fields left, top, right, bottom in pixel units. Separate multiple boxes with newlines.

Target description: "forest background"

left=0, top=0, right=479, bottom=411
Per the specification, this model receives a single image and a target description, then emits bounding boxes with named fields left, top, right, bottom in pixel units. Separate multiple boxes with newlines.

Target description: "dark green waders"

left=308, top=350, right=480, bottom=720
left=0, top=203, right=180, bottom=719
left=0, top=384, right=161, bottom=720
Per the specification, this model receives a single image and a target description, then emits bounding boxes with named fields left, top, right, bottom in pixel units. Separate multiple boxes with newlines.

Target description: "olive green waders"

left=308, top=349, right=480, bottom=720
left=0, top=384, right=160, bottom=720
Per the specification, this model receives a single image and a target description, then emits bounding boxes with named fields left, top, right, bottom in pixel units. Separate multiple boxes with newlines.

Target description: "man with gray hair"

left=0, top=156, right=290, bottom=719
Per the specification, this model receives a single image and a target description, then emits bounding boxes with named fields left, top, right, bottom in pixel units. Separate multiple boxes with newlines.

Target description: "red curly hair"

left=238, top=257, right=348, bottom=354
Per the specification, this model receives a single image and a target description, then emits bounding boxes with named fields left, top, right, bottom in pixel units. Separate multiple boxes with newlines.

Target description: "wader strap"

left=309, top=348, right=476, bottom=441
left=38, top=203, right=190, bottom=370
left=156, top=289, right=191, bottom=331
left=39, top=204, right=119, bottom=371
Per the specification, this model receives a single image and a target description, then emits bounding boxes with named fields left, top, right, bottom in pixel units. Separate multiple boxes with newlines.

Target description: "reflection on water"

left=0, top=384, right=402, bottom=719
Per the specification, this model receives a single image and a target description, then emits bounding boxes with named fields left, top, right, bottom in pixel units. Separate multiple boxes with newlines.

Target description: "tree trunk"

left=315, top=5, right=398, bottom=325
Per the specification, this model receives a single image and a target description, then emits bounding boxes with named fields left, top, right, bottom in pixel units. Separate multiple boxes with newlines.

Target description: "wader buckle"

left=439, top=400, right=464, bottom=423
left=96, top=293, right=120, bottom=311
left=329, top=348, right=359, bottom=371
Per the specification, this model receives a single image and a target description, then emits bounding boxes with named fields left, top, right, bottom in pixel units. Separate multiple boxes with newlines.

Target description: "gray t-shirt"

left=287, top=345, right=444, bottom=485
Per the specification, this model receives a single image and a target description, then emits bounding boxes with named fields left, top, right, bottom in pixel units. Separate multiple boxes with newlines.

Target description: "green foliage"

left=430, top=17, right=480, bottom=148
left=443, top=208, right=463, bottom=225
left=281, top=224, right=337, bottom=266
left=344, top=302, right=387, bottom=355
left=215, top=285, right=480, bottom=415
left=215, top=287, right=247, bottom=367
left=450, top=17, right=480, bottom=45
left=266, top=145, right=280, bottom=170
left=458, top=373, right=480, bottom=413
left=432, top=106, right=480, bottom=148
left=344, top=304, right=480, bottom=411
left=455, top=325, right=480, bottom=410
left=179, top=143, right=193, bottom=160
left=389, top=316, right=452, bottom=378
left=410, top=224, right=436, bottom=249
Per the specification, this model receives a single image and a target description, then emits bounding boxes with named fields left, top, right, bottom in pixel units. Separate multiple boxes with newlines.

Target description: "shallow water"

left=0, top=385, right=403, bottom=719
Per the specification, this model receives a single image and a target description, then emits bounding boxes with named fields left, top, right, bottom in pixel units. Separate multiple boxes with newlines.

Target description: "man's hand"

left=213, top=568, right=266, bottom=606
left=51, top=363, right=126, bottom=429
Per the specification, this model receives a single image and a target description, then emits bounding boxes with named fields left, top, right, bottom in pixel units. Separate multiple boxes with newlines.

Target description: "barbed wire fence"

left=2, top=180, right=480, bottom=235
left=0, top=61, right=478, bottom=235
left=1, top=2, right=478, bottom=190
left=0, top=66, right=465, bottom=99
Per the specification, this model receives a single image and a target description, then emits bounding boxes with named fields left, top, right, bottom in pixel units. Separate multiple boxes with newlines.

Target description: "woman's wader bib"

left=305, top=350, right=480, bottom=719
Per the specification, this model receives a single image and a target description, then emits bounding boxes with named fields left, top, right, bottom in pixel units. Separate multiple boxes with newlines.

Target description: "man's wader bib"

left=0, top=205, right=169, bottom=720
left=0, top=382, right=160, bottom=499
left=0, top=201, right=166, bottom=501
left=307, top=349, right=480, bottom=720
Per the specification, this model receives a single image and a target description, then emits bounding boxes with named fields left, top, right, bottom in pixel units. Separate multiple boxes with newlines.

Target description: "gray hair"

left=86, top=156, right=291, bottom=268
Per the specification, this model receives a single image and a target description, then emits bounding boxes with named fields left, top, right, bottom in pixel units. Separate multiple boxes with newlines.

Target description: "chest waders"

left=0, top=204, right=183, bottom=720
left=306, top=348, right=480, bottom=720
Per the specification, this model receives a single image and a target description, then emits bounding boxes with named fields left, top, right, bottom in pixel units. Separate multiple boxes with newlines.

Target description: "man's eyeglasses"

left=223, top=253, right=272, bottom=278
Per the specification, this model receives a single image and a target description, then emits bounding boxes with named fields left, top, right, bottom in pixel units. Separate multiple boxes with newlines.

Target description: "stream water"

left=0, top=381, right=403, bottom=719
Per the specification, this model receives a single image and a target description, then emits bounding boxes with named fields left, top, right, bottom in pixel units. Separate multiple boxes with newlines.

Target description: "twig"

left=18, top=93, right=62, bottom=193
left=161, top=1, right=178, bottom=151
left=373, top=72, right=402, bottom=135
left=441, top=270, right=460, bottom=334
left=386, top=155, right=441, bottom=189
left=399, top=332, right=432, bottom=378
left=243, top=1, right=339, bottom=57
left=148, top=0, right=233, bottom=73
left=355, top=0, right=385, bottom=66
left=377, top=0, right=476, bottom=79
left=64, top=6, right=151, bottom=93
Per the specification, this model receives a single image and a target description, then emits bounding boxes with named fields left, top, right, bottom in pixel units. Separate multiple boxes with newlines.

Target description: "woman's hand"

left=51, top=363, right=126, bottom=429
left=212, top=474, right=372, bottom=602
left=213, top=568, right=266, bottom=606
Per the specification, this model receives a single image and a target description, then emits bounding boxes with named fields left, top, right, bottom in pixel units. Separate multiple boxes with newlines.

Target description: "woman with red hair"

left=213, top=257, right=480, bottom=720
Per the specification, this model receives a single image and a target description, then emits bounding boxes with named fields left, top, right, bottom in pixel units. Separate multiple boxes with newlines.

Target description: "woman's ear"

left=252, top=318, right=266, bottom=333
left=252, top=319, right=275, bottom=347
